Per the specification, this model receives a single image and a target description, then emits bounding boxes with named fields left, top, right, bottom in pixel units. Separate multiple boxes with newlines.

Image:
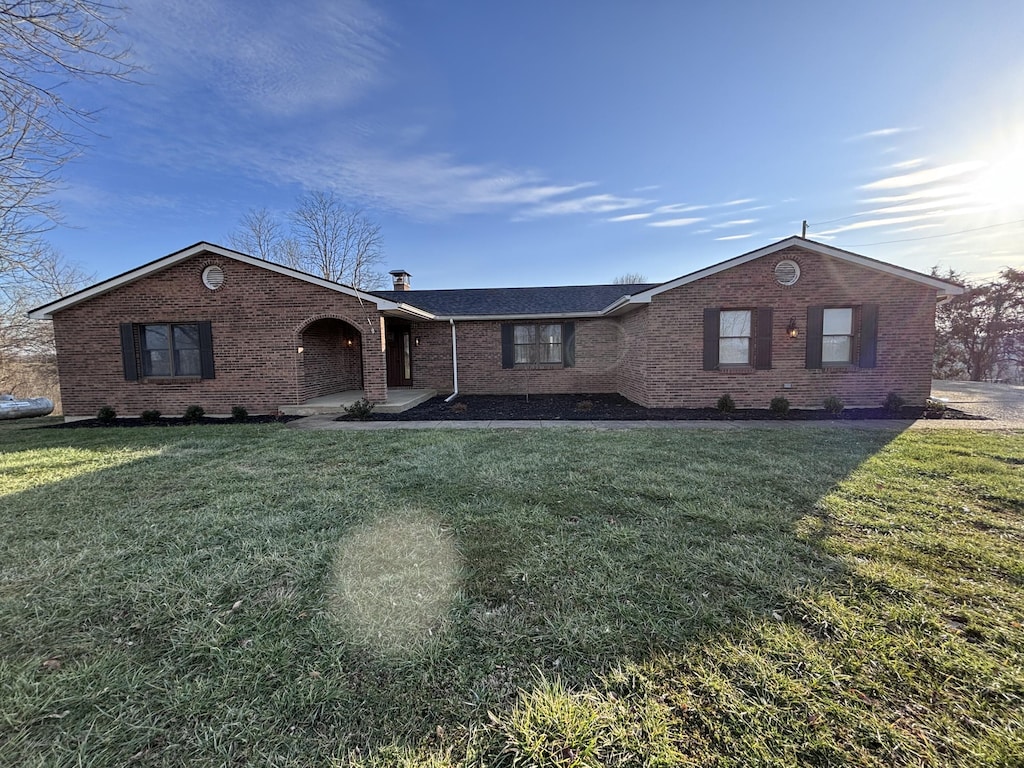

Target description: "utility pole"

left=801, top=220, right=808, bottom=238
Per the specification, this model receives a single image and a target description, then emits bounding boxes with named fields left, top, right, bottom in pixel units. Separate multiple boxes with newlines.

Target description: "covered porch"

left=279, top=388, right=437, bottom=416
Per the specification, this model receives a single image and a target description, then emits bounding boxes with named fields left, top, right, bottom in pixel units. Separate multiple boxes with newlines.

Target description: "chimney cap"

left=389, top=269, right=411, bottom=277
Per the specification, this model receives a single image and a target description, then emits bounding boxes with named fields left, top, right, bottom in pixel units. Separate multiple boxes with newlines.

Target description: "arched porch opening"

left=298, top=317, right=363, bottom=402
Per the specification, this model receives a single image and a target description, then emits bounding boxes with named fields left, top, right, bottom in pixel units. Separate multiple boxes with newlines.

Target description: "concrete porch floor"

left=279, top=388, right=437, bottom=415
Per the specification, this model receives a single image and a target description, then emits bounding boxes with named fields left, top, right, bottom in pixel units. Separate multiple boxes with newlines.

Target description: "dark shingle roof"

left=371, top=283, right=659, bottom=317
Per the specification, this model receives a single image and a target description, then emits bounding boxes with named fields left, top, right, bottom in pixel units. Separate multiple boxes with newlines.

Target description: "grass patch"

left=0, top=424, right=1022, bottom=765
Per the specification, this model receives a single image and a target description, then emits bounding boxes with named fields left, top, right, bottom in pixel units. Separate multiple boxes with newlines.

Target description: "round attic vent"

left=202, top=265, right=225, bottom=290
left=774, top=259, right=800, bottom=286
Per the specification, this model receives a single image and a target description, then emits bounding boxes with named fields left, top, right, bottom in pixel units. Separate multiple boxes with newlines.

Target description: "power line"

left=808, top=213, right=865, bottom=227
left=843, top=217, right=1024, bottom=247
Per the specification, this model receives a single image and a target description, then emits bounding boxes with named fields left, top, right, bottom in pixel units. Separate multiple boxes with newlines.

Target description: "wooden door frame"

left=385, top=319, right=413, bottom=387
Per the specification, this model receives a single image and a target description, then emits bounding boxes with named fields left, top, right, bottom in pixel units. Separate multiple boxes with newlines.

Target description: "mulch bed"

left=43, top=415, right=304, bottom=429
left=342, top=393, right=984, bottom=422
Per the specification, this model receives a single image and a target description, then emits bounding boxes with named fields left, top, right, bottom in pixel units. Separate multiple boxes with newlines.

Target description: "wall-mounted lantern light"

left=415, top=336, right=421, bottom=347
left=786, top=318, right=799, bottom=338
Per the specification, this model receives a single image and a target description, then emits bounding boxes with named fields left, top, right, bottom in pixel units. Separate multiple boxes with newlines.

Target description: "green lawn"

left=1, top=423, right=1022, bottom=767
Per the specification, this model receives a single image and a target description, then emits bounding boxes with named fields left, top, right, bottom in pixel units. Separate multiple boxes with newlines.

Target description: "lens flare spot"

left=328, top=513, right=460, bottom=656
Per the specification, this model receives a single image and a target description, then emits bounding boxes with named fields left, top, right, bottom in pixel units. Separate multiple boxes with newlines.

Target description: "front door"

left=385, top=321, right=413, bottom=387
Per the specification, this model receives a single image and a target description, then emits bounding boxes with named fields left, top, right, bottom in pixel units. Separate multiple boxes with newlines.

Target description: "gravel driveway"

left=931, top=380, right=1024, bottom=423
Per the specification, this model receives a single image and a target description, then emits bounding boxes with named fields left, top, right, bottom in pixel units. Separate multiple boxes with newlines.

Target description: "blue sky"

left=47, top=0, right=1024, bottom=289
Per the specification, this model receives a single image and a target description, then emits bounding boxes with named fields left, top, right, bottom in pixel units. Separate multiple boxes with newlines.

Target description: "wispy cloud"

left=607, top=212, right=653, bottom=222
left=127, top=0, right=391, bottom=116
left=715, top=233, right=756, bottom=241
left=519, top=193, right=653, bottom=219
left=814, top=208, right=983, bottom=236
left=723, top=198, right=755, bottom=206
left=889, top=158, right=927, bottom=170
left=711, top=219, right=757, bottom=228
left=654, top=203, right=708, bottom=214
left=862, top=185, right=969, bottom=204
left=861, top=162, right=986, bottom=190
left=848, top=127, right=915, bottom=141
left=648, top=217, right=704, bottom=228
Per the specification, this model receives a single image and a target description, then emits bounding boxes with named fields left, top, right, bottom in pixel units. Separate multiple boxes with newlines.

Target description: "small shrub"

left=823, top=395, right=845, bottom=416
left=769, top=396, right=790, bottom=416
left=231, top=405, right=248, bottom=422
left=343, top=397, right=375, bottom=420
left=96, top=405, right=116, bottom=424
left=576, top=399, right=594, bottom=412
left=716, top=393, right=736, bottom=413
left=449, top=401, right=468, bottom=414
left=924, top=398, right=947, bottom=418
left=182, top=404, right=205, bottom=424
left=140, top=409, right=161, bottom=424
left=883, top=392, right=905, bottom=414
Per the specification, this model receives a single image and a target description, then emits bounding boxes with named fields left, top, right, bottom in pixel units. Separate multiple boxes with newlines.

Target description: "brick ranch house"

left=29, top=236, right=963, bottom=419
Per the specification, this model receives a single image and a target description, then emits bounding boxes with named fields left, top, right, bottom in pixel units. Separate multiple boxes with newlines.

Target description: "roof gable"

left=28, top=242, right=433, bottom=320
left=625, top=237, right=963, bottom=307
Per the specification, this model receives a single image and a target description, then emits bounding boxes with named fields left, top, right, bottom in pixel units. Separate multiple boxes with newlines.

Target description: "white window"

left=719, top=310, right=751, bottom=365
left=822, top=308, right=854, bottom=364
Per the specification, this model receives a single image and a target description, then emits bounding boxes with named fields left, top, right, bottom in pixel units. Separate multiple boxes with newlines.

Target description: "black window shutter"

left=562, top=322, right=575, bottom=367
left=703, top=308, right=720, bottom=370
left=805, top=306, right=824, bottom=369
left=198, top=321, right=215, bottom=379
left=501, top=323, right=515, bottom=369
left=754, top=307, right=773, bottom=370
left=859, top=304, right=879, bottom=368
left=120, top=323, right=139, bottom=381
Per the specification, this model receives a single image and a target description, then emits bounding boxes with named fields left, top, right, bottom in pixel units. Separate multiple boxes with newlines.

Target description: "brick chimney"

left=389, top=270, right=412, bottom=291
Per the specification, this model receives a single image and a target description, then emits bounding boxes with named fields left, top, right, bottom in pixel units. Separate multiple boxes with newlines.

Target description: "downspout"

left=444, top=318, right=459, bottom=402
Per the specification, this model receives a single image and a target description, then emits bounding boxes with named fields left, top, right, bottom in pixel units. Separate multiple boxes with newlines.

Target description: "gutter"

left=444, top=318, right=459, bottom=402
left=434, top=311, right=600, bottom=322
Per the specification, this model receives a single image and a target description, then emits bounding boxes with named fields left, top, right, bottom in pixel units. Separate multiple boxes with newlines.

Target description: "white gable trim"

left=28, top=242, right=435, bottom=320
left=623, top=236, right=964, bottom=307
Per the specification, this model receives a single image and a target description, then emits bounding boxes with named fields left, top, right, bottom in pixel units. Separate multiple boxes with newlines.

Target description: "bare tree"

left=1, top=241, right=90, bottom=404
left=613, top=272, right=648, bottom=284
left=228, top=208, right=283, bottom=262
left=290, top=191, right=384, bottom=288
left=232, top=191, right=386, bottom=289
left=0, top=1, right=134, bottom=266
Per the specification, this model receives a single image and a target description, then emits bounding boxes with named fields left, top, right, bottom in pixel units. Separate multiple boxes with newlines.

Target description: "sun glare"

left=968, top=138, right=1024, bottom=211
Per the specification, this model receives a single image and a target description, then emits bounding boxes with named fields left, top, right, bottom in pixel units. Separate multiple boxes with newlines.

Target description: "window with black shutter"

left=501, top=322, right=575, bottom=368
left=805, top=305, right=878, bottom=369
left=703, top=308, right=772, bottom=370
left=120, top=322, right=215, bottom=379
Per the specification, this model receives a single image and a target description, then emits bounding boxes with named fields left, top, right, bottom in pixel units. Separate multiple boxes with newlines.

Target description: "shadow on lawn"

left=0, top=425, right=915, bottom=763
left=311, top=427, right=917, bottom=759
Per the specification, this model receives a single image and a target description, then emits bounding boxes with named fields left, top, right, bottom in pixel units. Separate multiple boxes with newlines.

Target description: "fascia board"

left=28, top=242, right=407, bottom=319
left=630, top=236, right=965, bottom=303
left=436, top=311, right=601, bottom=322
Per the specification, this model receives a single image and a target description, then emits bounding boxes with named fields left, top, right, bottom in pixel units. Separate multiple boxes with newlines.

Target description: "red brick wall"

left=407, top=319, right=623, bottom=396
left=52, top=254, right=388, bottom=416
left=409, top=320, right=455, bottom=392
left=616, top=307, right=649, bottom=405
left=637, top=245, right=937, bottom=408
left=298, top=318, right=363, bottom=401
left=50, top=244, right=940, bottom=415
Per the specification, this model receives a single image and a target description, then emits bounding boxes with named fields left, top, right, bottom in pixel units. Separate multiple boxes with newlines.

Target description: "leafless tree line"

left=230, top=191, right=386, bottom=290
left=1, top=2, right=133, bottom=402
